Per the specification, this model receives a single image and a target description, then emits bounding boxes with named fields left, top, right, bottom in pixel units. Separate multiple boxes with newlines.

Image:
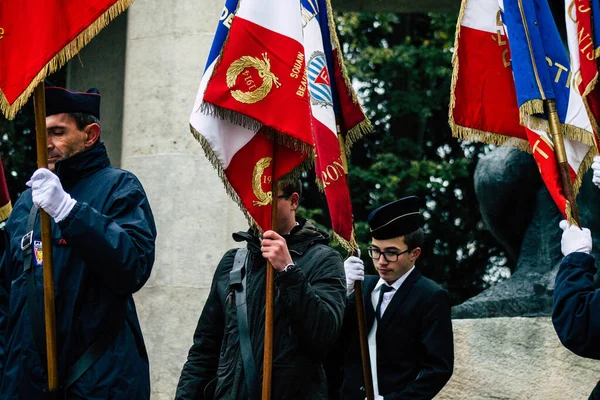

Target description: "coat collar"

left=378, top=268, right=422, bottom=327
left=54, top=142, right=110, bottom=187
left=232, top=218, right=330, bottom=256
left=363, top=276, right=379, bottom=331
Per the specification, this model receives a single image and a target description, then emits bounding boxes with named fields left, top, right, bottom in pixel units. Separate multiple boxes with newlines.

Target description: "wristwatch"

left=277, top=263, right=297, bottom=276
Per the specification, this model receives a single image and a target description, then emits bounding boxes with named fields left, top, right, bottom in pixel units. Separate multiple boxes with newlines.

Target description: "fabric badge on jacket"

left=33, top=240, right=43, bottom=267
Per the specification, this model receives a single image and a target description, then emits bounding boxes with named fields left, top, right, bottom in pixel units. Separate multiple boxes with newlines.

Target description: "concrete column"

left=120, top=1, right=247, bottom=398
left=67, top=12, right=127, bottom=167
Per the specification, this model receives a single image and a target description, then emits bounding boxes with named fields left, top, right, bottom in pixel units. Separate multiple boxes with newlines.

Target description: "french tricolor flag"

left=190, top=0, right=307, bottom=231
left=301, top=0, right=358, bottom=250
left=450, top=0, right=597, bottom=221
left=565, top=0, right=600, bottom=151
left=500, top=0, right=597, bottom=219
left=450, top=0, right=528, bottom=149
left=203, top=0, right=314, bottom=148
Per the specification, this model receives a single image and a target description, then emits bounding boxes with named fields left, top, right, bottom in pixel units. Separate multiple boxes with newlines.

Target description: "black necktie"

left=376, top=285, right=394, bottom=321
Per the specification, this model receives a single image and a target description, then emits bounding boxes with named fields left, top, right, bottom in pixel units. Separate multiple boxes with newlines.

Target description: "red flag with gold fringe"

left=0, top=0, right=134, bottom=119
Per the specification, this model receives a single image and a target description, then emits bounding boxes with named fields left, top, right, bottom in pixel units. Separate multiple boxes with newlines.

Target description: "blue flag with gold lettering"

left=499, top=0, right=597, bottom=221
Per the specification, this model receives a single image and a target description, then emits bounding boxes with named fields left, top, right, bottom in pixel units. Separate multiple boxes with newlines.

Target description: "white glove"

left=559, top=220, right=592, bottom=256
left=592, top=155, right=600, bottom=188
left=27, top=168, right=77, bottom=223
left=344, top=254, right=364, bottom=296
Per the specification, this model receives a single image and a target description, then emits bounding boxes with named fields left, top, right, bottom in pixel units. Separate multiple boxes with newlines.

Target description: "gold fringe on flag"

left=344, top=120, right=372, bottom=156
left=563, top=124, right=599, bottom=147
left=325, top=0, right=358, bottom=106
left=583, top=96, right=600, bottom=135
left=565, top=200, right=576, bottom=226
left=519, top=100, right=545, bottom=125
left=448, top=0, right=467, bottom=116
left=524, top=114, right=599, bottom=148
left=573, top=143, right=598, bottom=196
left=333, top=228, right=359, bottom=255
left=451, top=124, right=532, bottom=153
left=581, top=72, right=599, bottom=99
left=199, top=103, right=315, bottom=156
left=0, top=0, right=135, bottom=120
left=190, top=124, right=314, bottom=232
left=448, top=2, right=533, bottom=154
left=325, top=0, right=372, bottom=155
left=0, top=202, right=12, bottom=223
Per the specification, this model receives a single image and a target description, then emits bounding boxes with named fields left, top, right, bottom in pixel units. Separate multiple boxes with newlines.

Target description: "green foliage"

left=0, top=102, right=37, bottom=204
left=301, top=12, right=511, bottom=305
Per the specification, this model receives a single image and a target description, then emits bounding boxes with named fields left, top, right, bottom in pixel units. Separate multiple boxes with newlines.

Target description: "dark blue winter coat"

left=553, top=252, right=600, bottom=359
left=0, top=143, right=156, bottom=399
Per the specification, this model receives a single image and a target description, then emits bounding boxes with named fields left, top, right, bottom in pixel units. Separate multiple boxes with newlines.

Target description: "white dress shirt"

left=368, top=266, right=415, bottom=397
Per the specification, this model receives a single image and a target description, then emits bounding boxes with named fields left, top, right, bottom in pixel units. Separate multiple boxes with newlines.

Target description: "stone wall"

left=437, top=317, right=600, bottom=399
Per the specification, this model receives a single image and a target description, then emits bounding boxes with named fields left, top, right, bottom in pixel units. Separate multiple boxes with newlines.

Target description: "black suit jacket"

left=339, top=269, right=454, bottom=400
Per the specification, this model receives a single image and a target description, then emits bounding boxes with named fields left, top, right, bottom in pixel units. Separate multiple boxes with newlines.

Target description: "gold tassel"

left=0, top=0, right=135, bottom=120
left=565, top=201, right=577, bottom=226
left=333, top=229, right=359, bottom=254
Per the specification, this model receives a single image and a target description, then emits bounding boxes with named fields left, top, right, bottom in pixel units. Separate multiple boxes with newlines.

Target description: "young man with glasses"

left=176, top=178, right=346, bottom=400
left=337, top=196, right=453, bottom=400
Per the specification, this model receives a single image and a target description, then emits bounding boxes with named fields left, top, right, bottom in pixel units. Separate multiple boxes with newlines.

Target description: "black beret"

left=368, top=196, right=422, bottom=240
left=45, top=83, right=101, bottom=119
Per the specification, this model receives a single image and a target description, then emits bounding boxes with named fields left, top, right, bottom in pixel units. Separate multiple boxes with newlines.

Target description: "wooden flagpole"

left=337, top=127, right=374, bottom=400
left=545, top=99, right=581, bottom=226
left=33, top=82, right=59, bottom=390
left=262, top=143, right=278, bottom=400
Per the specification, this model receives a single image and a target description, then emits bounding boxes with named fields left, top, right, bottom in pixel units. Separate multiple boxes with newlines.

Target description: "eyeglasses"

left=277, top=194, right=292, bottom=199
left=367, top=247, right=409, bottom=262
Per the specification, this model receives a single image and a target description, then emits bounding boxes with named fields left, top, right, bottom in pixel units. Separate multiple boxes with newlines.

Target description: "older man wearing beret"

left=338, top=196, right=454, bottom=400
left=0, top=84, right=156, bottom=399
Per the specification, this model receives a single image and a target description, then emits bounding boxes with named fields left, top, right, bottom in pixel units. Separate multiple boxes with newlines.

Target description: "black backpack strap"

left=23, top=205, right=47, bottom=365
left=65, top=304, right=127, bottom=389
left=229, top=248, right=259, bottom=400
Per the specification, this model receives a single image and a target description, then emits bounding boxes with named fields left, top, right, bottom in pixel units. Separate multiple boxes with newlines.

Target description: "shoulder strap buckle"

left=21, top=231, right=33, bottom=251
left=229, top=248, right=248, bottom=291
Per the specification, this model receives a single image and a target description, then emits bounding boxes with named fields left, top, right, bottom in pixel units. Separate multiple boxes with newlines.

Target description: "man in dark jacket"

left=552, top=217, right=600, bottom=398
left=339, top=196, right=453, bottom=400
left=176, top=178, right=346, bottom=400
left=552, top=157, right=600, bottom=399
left=0, top=85, right=156, bottom=399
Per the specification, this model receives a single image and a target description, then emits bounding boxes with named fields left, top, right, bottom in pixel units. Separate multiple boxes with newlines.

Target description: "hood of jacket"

left=232, top=218, right=330, bottom=256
